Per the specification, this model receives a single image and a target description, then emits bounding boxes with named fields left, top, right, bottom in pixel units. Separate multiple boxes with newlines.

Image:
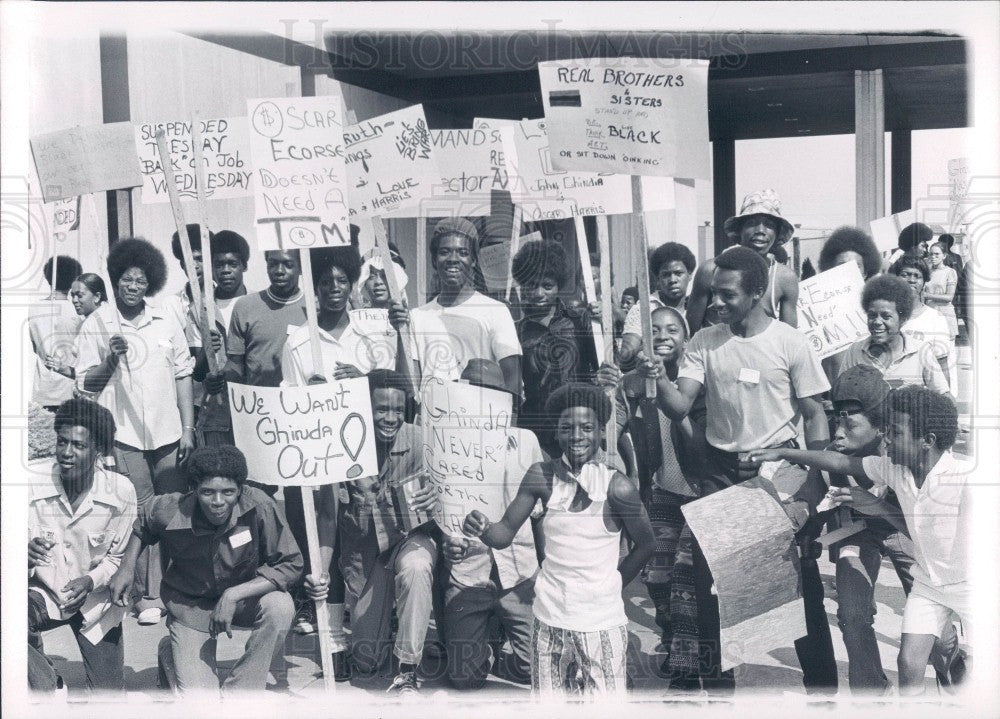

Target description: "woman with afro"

left=74, top=237, right=195, bottom=625
left=818, top=226, right=884, bottom=280
left=510, top=239, right=599, bottom=457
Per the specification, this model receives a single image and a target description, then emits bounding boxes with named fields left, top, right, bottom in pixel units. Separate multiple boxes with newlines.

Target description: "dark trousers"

left=28, top=590, right=124, bottom=693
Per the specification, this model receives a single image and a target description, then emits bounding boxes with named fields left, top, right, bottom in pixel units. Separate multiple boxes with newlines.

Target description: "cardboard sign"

left=43, top=196, right=81, bottom=238
left=869, top=209, right=916, bottom=255
left=682, top=479, right=806, bottom=671
left=344, top=105, right=441, bottom=219
left=473, top=118, right=514, bottom=192
left=227, top=380, right=378, bottom=487
left=796, top=262, right=868, bottom=359
left=500, top=119, right=674, bottom=221
left=420, top=378, right=515, bottom=536
left=539, top=58, right=711, bottom=179
left=477, top=231, right=542, bottom=294
left=246, top=96, right=350, bottom=250
left=31, top=122, right=143, bottom=202
left=429, top=125, right=494, bottom=214
left=135, top=118, right=252, bottom=204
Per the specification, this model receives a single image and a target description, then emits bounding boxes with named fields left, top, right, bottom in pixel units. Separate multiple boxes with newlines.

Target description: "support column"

left=99, top=34, right=133, bottom=242
left=712, top=137, right=736, bottom=255
left=891, top=129, right=912, bottom=214
left=855, top=69, right=885, bottom=228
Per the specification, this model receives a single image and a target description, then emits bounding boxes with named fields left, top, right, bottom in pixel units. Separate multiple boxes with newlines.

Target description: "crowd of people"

left=26, top=189, right=972, bottom=701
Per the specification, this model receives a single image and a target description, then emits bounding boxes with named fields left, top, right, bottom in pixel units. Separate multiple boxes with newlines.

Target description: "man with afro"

left=818, top=226, right=883, bottom=280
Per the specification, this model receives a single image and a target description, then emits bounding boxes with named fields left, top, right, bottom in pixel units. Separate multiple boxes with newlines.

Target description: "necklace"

left=266, top=287, right=303, bottom=305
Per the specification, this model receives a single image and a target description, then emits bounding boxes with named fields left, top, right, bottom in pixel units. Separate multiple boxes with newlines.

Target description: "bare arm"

left=464, top=463, right=547, bottom=550
left=778, top=266, right=799, bottom=328
left=799, top=394, right=831, bottom=450
left=655, top=373, right=703, bottom=422
left=923, top=271, right=957, bottom=303
left=607, top=472, right=654, bottom=586
left=498, top=355, right=522, bottom=400
left=685, top=260, right=715, bottom=334
left=747, top=447, right=872, bottom=489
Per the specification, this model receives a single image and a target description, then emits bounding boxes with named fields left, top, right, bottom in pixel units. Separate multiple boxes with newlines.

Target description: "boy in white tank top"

left=463, top=383, right=654, bottom=699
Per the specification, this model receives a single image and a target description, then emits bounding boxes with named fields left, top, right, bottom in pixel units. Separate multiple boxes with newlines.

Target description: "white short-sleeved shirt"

left=412, top=292, right=521, bottom=374
left=862, top=452, right=971, bottom=587
left=280, top=320, right=393, bottom=386
left=74, top=301, right=194, bottom=450
left=837, top=335, right=948, bottom=393
left=678, top=319, right=830, bottom=452
left=902, top=307, right=952, bottom=361
left=29, top=298, right=82, bottom=406
left=349, top=307, right=461, bottom=384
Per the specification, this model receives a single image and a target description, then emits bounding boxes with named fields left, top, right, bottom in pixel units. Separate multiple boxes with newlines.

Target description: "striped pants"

left=530, top=618, right=628, bottom=699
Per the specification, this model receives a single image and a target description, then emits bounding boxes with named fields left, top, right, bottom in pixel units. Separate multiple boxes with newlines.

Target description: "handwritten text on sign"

left=246, top=96, right=349, bottom=250
left=500, top=119, right=674, bottom=221
left=345, top=105, right=441, bottom=219
left=539, top=58, right=710, bottom=179
left=135, top=118, right=251, bottom=204
left=797, top=262, right=868, bottom=359
left=228, top=380, right=378, bottom=487
left=420, top=379, right=514, bottom=535
left=31, top=122, right=143, bottom=202
left=430, top=126, right=494, bottom=213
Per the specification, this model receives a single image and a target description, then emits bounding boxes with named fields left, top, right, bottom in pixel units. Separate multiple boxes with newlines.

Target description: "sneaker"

left=293, top=605, right=316, bottom=635
left=136, top=607, right=164, bottom=626
left=386, top=670, right=421, bottom=697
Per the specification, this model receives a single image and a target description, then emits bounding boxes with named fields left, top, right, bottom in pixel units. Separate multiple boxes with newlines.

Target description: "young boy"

left=750, top=385, right=972, bottom=695
left=463, top=383, right=654, bottom=699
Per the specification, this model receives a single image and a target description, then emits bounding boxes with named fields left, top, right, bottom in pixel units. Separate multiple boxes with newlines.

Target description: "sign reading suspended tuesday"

left=135, top=117, right=252, bottom=204
left=344, top=105, right=441, bottom=219
left=228, top=380, right=378, bottom=487
left=538, top=57, right=711, bottom=179
left=796, top=261, right=869, bottom=359
left=246, top=96, right=350, bottom=250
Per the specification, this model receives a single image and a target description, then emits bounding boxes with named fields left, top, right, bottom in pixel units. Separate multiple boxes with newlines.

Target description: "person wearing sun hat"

left=687, top=189, right=800, bottom=333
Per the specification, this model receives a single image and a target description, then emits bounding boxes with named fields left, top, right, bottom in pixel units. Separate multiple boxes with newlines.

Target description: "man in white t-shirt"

left=390, top=218, right=521, bottom=396
left=750, top=386, right=971, bottom=696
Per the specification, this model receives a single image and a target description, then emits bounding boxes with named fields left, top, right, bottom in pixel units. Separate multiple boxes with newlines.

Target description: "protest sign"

left=539, top=57, right=711, bottom=179
left=31, top=122, right=142, bottom=202
left=796, top=262, right=868, bottom=359
left=228, top=380, right=378, bottom=487
left=478, top=231, right=541, bottom=294
left=420, top=378, right=515, bottom=535
left=344, top=105, right=441, bottom=219
left=869, top=209, right=915, bottom=255
left=682, top=478, right=806, bottom=671
left=473, top=118, right=514, bottom=192
left=500, top=119, right=674, bottom=221
left=43, top=196, right=81, bottom=238
left=430, top=125, right=494, bottom=214
left=135, top=117, right=252, bottom=204
left=246, top=96, right=349, bottom=250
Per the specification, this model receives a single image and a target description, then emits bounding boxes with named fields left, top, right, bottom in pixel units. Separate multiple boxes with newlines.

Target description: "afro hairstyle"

left=107, top=237, right=168, bottom=296
left=886, top=385, right=959, bottom=451
left=185, top=445, right=248, bottom=488
left=861, top=274, right=915, bottom=322
left=891, top=255, right=931, bottom=283
left=171, top=224, right=214, bottom=261
left=367, top=368, right=413, bottom=399
left=511, top=239, right=570, bottom=288
left=211, top=230, right=251, bottom=265
left=714, top=245, right=769, bottom=297
left=622, top=286, right=639, bottom=301
left=650, top=242, right=696, bottom=276
left=43, top=255, right=84, bottom=294
left=544, top=382, right=613, bottom=426
left=54, top=397, right=116, bottom=456
left=897, top=223, right=933, bottom=252
left=819, top=226, right=882, bottom=278
left=310, top=245, right=362, bottom=287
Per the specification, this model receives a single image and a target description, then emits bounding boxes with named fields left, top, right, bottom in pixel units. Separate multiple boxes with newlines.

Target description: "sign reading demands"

left=430, top=125, right=494, bottom=214
left=246, top=96, right=349, bottom=250
left=135, top=118, right=252, bottom=204
left=344, top=105, right=441, bottom=219
left=31, top=122, right=143, bottom=202
left=796, top=262, right=868, bottom=359
left=228, top=380, right=378, bottom=487
left=420, top=379, right=515, bottom=535
left=538, top=58, right=710, bottom=179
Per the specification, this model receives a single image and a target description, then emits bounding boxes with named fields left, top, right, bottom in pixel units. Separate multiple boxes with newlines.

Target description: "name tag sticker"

left=738, top=368, right=760, bottom=384
left=229, top=528, right=252, bottom=548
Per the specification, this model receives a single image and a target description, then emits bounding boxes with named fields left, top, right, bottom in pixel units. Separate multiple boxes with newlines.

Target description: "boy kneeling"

left=110, top=446, right=303, bottom=695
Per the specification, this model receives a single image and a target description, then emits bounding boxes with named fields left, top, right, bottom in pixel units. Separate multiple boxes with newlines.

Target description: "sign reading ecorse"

left=228, top=380, right=378, bottom=487
left=246, top=96, right=349, bottom=250
left=429, top=125, right=494, bottom=215
left=796, top=261, right=869, bottom=359
left=538, top=57, right=711, bottom=179
left=344, top=105, right=441, bottom=219
left=30, top=122, right=143, bottom=202
left=500, top=119, right=675, bottom=221
left=135, top=117, right=252, bottom=204
left=420, top=378, right=515, bottom=536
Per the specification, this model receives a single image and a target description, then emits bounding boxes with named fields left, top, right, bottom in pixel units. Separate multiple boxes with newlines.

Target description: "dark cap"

left=432, top=217, right=479, bottom=245
left=831, top=365, right=891, bottom=413
left=460, top=358, right=508, bottom=395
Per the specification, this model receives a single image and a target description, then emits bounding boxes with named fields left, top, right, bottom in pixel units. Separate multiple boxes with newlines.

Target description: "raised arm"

left=607, top=472, right=654, bottom=586
left=654, top=371, right=703, bottom=422
left=463, top=462, right=547, bottom=550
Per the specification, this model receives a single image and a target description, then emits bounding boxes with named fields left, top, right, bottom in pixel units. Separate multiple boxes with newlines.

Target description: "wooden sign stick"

left=189, top=114, right=223, bottom=372
left=595, top=216, right=618, bottom=465
left=504, top=204, right=523, bottom=305
left=371, top=216, right=419, bottom=387
left=573, top=216, right=606, bottom=362
left=416, top=217, right=428, bottom=306
left=84, top=191, right=131, bottom=387
left=631, top=176, right=656, bottom=399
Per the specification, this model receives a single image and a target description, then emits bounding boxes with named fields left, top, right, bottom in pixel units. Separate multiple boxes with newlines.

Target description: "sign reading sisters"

left=796, top=262, right=869, bottom=359
left=228, top=380, right=378, bottom=487
left=538, top=57, right=710, bottom=179
left=246, top=96, right=349, bottom=249
left=420, top=379, right=515, bottom=536
left=135, top=117, right=252, bottom=204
